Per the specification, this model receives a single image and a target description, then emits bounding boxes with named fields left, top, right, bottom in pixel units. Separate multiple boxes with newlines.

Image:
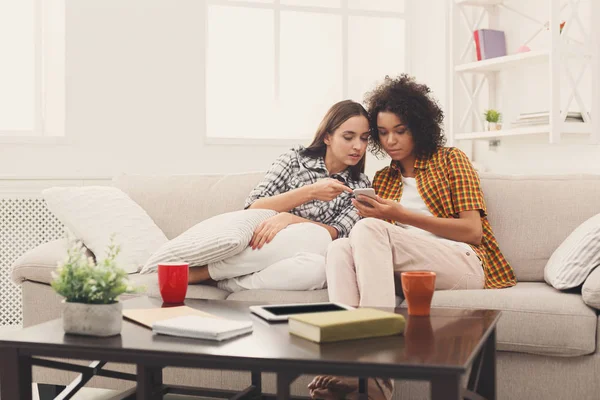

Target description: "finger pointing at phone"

left=309, top=178, right=352, bottom=202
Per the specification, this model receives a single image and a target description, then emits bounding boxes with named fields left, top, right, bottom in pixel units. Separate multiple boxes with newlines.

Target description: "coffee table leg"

left=431, top=375, right=460, bottom=400
left=251, top=370, right=262, bottom=395
left=477, top=329, right=497, bottom=400
left=0, top=347, right=32, bottom=400
left=136, top=365, right=163, bottom=400
left=276, top=373, right=299, bottom=400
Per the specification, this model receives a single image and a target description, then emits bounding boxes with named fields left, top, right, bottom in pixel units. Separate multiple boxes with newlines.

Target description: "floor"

left=32, top=385, right=209, bottom=399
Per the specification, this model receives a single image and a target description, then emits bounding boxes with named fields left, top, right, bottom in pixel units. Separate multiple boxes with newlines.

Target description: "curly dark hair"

left=364, top=74, right=446, bottom=159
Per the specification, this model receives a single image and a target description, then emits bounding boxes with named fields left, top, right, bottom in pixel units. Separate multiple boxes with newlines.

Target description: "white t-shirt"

left=396, top=175, right=473, bottom=253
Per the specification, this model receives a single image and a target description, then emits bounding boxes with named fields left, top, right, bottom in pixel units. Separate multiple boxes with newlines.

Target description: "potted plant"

left=51, top=237, right=141, bottom=337
left=484, top=109, right=502, bottom=131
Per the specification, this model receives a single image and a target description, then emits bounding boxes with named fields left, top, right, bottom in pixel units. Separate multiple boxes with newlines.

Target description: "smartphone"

left=353, top=188, right=377, bottom=199
left=353, top=188, right=377, bottom=207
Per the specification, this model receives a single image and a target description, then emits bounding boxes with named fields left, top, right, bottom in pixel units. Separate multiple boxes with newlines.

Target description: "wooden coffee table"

left=0, top=297, right=500, bottom=400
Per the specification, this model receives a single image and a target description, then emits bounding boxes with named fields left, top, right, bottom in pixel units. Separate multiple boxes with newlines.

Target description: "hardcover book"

left=288, top=308, right=406, bottom=343
left=473, top=29, right=506, bottom=60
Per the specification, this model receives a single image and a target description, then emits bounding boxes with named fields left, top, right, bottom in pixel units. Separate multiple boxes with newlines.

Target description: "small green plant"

left=484, top=109, right=502, bottom=123
left=51, top=237, right=140, bottom=304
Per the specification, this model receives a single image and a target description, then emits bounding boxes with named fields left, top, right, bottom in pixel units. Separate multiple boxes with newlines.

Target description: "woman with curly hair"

left=308, top=75, right=516, bottom=400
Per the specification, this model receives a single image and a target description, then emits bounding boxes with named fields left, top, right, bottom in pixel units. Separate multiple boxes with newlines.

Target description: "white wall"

left=367, top=0, right=449, bottom=175
left=6, top=0, right=591, bottom=179
left=1, top=0, right=295, bottom=178
left=0, top=0, right=430, bottom=180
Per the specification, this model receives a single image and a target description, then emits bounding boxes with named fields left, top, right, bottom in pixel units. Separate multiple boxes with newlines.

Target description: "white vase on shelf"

left=487, top=122, right=502, bottom=131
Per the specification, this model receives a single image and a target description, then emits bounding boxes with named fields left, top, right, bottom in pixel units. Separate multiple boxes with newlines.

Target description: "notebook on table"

left=123, top=306, right=218, bottom=329
left=152, top=316, right=253, bottom=341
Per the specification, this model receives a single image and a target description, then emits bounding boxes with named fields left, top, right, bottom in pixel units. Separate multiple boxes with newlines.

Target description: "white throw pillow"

left=582, top=266, right=600, bottom=310
left=42, top=186, right=168, bottom=273
left=544, top=213, right=600, bottom=290
left=141, top=209, right=277, bottom=274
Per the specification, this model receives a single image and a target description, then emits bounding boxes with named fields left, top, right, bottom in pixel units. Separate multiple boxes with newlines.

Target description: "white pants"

left=208, top=223, right=331, bottom=292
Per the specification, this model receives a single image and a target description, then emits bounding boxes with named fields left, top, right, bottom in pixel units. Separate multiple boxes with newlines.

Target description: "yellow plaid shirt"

left=373, top=147, right=516, bottom=289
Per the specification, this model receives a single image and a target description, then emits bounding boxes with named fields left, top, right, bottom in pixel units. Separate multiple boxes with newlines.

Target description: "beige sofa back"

left=479, top=174, right=600, bottom=281
left=113, top=173, right=263, bottom=240
left=113, top=173, right=600, bottom=283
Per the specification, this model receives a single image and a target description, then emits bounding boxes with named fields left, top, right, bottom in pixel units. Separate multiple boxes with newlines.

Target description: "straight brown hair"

left=301, top=100, right=369, bottom=181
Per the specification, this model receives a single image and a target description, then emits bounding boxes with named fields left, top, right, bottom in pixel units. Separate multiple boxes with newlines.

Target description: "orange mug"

left=401, top=271, right=436, bottom=316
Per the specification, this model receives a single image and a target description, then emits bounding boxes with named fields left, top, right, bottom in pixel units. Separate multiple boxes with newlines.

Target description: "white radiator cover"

left=0, top=198, right=65, bottom=325
left=0, top=177, right=111, bottom=326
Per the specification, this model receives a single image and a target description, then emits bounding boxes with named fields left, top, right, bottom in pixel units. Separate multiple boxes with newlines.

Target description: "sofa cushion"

left=113, top=173, right=265, bottom=240
left=11, top=239, right=94, bottom=285
left=140, top=209, right=277, bottom=274
left=479, top=174, right=600, bottom=282
left=582, top=266, right=600, bottom=310
left=402, top=282, right=596, bottom=357
left=226, top=289, right=329, bottom=303
left=129, top=273, right=230, bottom=301
left=42, top=186, right=168, bottom=273
left=544, top=212, right=600, bottom=290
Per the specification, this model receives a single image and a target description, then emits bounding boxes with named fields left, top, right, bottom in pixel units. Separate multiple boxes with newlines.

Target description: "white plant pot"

left=62, top=300, right=123, bottom=337
left=487, top=122, right=502, bottom=131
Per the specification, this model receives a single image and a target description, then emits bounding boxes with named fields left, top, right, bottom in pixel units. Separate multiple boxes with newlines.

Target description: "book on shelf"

left=473, top=29, right=506, bottom=61
left=152, top=316, right=253, bottom=341
left=510, top=111, right=587, bottom=128
left=288, top=308, right=406, bottom=343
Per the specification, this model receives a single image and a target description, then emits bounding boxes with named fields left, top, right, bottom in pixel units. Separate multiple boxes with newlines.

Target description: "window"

left=0, top=0, right=65, bottom=139
left=206, top=0, right=407, bottom=142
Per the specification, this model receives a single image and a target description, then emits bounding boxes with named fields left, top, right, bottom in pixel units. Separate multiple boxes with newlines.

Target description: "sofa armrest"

left=582, top=267, right=600, bottom=311
left=11, top=239, right=94, bottom=285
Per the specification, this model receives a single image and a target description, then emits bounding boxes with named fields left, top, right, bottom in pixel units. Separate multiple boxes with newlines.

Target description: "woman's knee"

left=325, top=238, right=354, bottom=276
left=349, top=218, right=388, bottom=241
left=326, top=238, right=351, bottom=265
left=272, top=223, right=332, bottom=255
left=292, top=253, right=327, bottom=290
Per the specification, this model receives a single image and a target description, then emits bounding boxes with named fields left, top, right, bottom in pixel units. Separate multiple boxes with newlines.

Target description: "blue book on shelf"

left=479, top=29, right=506, bottom=60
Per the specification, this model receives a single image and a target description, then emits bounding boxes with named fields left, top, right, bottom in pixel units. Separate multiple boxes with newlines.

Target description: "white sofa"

left=11, top=172, right=600, bottom=400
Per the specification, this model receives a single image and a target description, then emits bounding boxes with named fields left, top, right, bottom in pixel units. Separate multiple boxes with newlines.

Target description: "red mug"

left=158, top=262, right=189, bottom=304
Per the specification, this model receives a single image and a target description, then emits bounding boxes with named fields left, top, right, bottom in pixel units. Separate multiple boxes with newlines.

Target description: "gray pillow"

left=544, top=213, right=600, bottom=290
left=140, top=209, right=276, bottom=274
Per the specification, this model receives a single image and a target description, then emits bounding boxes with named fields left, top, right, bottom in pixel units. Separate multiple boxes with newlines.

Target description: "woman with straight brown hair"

left=187, top=100, right=372, bottom=292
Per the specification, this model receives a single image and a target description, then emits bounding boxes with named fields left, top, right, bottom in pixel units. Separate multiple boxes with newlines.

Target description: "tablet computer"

left=249, top=302, right=354, bottom=322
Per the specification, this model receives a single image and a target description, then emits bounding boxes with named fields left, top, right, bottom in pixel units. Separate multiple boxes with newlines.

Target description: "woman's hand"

left=352, top=195, right=408, bottom=222
left=308, top=178, right=352, bottom=201
left=249, top=212, right=296, bottom=250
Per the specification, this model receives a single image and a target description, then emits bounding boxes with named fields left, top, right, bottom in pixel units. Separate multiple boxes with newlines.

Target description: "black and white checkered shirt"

left=245, top=146, right=371, bottom=238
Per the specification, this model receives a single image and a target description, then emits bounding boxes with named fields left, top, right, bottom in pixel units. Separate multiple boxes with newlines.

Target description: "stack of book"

left=473, top=29, right=507, bottom=60
left=511, top=111, right=586, bottom=128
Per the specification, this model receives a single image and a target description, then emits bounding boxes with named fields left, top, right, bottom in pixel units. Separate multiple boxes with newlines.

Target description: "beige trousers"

left=326, top=218, right=485, bottom=308
left=324, top=218, right=484, bottom=400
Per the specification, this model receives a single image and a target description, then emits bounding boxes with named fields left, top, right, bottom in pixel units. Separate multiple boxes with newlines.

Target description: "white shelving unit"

left=448, top=0, right=599, bottom=145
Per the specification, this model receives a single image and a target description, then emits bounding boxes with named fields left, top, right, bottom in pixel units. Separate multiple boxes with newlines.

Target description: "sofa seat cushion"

left=226, top=289, right=329, bottom=303
left=402, top=282, right=596, bottom=357
left=129, top=273, right=230, bottom=301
